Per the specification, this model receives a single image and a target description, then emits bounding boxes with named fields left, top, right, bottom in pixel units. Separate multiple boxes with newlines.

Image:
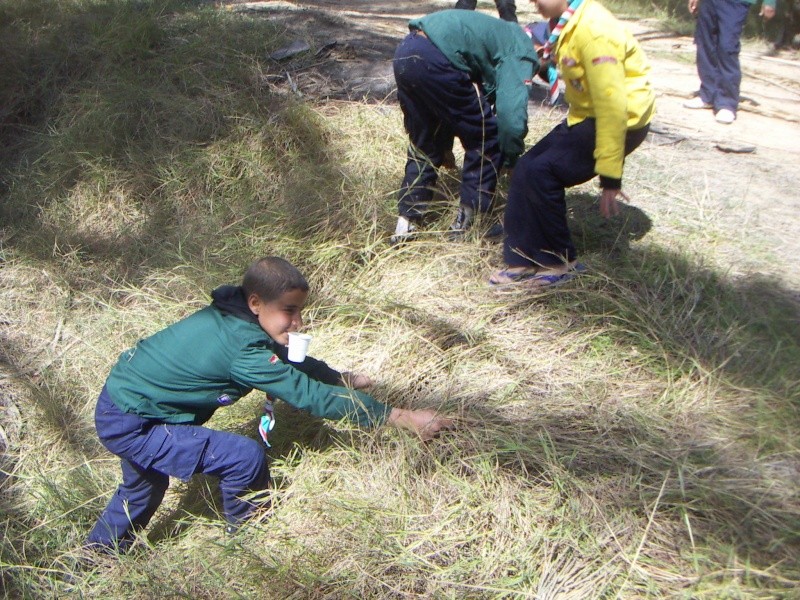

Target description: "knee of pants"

left=228, top=437, right=270, bottom=490
left=513, top=156, right=552, bottom=203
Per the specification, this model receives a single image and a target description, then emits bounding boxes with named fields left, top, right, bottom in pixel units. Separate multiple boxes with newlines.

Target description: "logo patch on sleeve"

left=592, top=56, right=618, bottom=65
left=217, top=394, right=236, bottom=406
left=269, top=354, right=280, bottom=364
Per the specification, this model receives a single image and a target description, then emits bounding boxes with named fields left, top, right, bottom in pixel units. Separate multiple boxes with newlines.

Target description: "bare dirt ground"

left=230, top=0, right=800, bottom=286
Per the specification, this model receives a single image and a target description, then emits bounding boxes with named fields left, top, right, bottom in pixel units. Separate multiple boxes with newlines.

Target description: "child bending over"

left=490, top=0, right=655, bottom=288
left=86, top=257, right=451, bottom=551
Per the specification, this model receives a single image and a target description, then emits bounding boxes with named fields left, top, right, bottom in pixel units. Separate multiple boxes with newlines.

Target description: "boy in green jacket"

left=86, top=257, right=451, bottom=551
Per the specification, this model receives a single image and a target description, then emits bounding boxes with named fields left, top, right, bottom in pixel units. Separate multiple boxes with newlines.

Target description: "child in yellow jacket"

left=490, top=0, right=655, bottom=288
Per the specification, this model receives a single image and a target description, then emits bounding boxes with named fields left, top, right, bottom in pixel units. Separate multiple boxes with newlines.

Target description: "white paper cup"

left=287, top=332, right=312, bottom=362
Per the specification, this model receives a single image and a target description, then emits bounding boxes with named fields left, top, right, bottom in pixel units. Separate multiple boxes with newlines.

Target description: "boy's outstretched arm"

left=338, top=374, right=452, bottom=439
left=387, top=408, right=454, bottom=441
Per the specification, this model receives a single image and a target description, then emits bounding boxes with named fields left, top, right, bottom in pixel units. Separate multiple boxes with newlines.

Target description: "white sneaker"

left=390, top=216, right=419, bottom=245
left=715, top=109, right=736, bottom=124
left=683, top=97, right=713, bottom=109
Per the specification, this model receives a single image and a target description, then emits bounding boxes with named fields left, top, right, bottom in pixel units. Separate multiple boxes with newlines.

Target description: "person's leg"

left=623, top=125, right=651, bottom=157
left=134, top=423, right=269, bottom=526
left=502, top=120, right=596, bottom=270
left=714, top=0, right=750, bottom=113
left=87, top=387, right=269, bottom=548
left=195, top=430, right=271, bottom=526
left=395, top=32, right=502, bottom=228
left=394, top=33, right=445, bottom=221
left=495, top=0, right=518, bottom=21
left=86, top=459, right=169, bottom=550
left=455, top=88, right=503, bottom=218
left=695, top=0, right=723, bottom=106
left=454, top=0, right=479, bottom=9
left=86, top=388, right=173, bottom=550
left=434, top=122, right=457, bottom=170
left=500, top=120, right=649, bottom=275
left=764, top=0, right=789, bottom=52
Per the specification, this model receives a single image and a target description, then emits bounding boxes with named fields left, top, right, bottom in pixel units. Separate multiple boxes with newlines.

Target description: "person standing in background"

left=684, top=0, right=777, bottom=124
left=762, top=0, right=799, bottom=54
left=455, top=0, right=518, bottom=22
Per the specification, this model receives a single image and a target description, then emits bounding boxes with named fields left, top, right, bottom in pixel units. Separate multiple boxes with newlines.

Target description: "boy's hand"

left=341, top=372, right=374, bottom=389
left=599, top=188, right=629, bottom=218
left=760, top=4, right=775, bottom=20
left=387, top=408, right=454, bottom=441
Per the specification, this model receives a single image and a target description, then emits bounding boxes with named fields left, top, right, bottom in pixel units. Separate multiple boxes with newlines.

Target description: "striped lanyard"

left=258, top=396, right=276, bottom=448
left=542, top=0, right=584, bottom=104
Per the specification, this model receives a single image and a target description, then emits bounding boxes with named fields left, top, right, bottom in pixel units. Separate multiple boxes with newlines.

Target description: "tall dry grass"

left=1, top=0, right=798, bottom=598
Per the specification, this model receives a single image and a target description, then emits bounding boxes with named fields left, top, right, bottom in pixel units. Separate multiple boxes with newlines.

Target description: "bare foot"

left=488, top=266, right=539, bottom=285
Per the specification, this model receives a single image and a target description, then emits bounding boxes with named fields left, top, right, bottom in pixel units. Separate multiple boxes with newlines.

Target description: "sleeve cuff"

left=599, top=175, right=622, bottom=189
left=351, top=390, right=392, bottom=427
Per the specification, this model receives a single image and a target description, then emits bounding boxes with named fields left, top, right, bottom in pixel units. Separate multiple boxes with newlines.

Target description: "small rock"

left=270, top=39, right=310, bottom=61
left=715, top=143, right=757, bottom=154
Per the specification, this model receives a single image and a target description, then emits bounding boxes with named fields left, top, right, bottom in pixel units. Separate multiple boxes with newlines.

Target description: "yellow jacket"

left=554, top=0, right=655, bottom=181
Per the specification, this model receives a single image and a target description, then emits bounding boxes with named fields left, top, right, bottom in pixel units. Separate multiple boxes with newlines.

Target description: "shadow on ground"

left=1, top=0, right=798, bottom=591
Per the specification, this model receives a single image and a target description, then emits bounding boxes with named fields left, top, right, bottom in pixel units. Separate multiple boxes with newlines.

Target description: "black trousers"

left=455, top=0, right=517, bottom=22
left=393, top=31, right=503, bottom=219
left=503, top=119, right=649, bottom=268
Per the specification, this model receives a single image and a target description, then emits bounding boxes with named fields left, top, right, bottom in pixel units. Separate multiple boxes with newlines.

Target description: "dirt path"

left=231, top=0, right=800, bottom=286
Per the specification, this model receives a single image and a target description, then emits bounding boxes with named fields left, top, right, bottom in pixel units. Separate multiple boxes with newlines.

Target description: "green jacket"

left=408, top=10, right=539, bottom=165
left=105, top=285, right=391, bottom=427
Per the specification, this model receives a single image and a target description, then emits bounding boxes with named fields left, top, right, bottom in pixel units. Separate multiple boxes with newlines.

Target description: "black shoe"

left=484, top=222, right=504, bottom=239
left=447, top=206, right=474, bottom=241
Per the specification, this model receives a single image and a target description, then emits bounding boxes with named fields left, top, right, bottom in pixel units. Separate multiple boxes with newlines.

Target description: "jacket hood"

left=210, top=285, right=259, bottom=324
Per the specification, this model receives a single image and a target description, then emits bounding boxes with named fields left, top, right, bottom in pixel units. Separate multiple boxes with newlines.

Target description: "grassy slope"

left=1, top=0, right=798, bottom=597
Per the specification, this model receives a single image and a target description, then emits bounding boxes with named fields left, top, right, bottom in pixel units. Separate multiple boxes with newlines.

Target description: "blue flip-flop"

left=488, top=268, right=540, bottom=287
left=489, top=263, right=587, bottom=288
left=528, top=263, right=587, bottom=288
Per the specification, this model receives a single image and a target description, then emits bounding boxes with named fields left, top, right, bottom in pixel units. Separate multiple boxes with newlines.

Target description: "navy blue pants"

left=86, top=387, right=270, bottom=549
left=503, top=119, right=649, bottom=268
left=393, top=31, right=503, bottom=219
left=695, top=0, right=751, bottom=113
left=454, top=0, right=517, bottom=22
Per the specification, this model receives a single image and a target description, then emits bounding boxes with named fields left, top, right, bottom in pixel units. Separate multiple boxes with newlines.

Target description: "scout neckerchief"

left=258, top=395, right=276, bottom=448
left=541, top=0, right=585, bottom=104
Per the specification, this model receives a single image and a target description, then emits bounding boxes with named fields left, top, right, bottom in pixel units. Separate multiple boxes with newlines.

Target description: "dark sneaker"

left=441, top=149, right=457, bottom=171
left=484, top=221, right=504, bottom=239
left=447, top=206, right=474, bottom=241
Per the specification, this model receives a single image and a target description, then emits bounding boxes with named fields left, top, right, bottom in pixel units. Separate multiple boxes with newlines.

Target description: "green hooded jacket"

left=408, top=10, right=539, bottom=165
left=105, top=285, right=391, bottom=427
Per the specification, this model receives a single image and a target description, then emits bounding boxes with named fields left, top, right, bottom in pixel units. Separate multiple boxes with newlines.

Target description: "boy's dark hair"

left=242, top=257, right=309, bottom=302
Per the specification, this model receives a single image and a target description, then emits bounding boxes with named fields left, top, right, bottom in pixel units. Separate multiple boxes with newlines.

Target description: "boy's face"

left=248, top=288, right=308, bottom=346
left=534, top=0, right=569, bottom=19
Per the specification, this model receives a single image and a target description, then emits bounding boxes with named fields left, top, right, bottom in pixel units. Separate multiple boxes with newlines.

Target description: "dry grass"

left=1, top=0, right=798, bottom=598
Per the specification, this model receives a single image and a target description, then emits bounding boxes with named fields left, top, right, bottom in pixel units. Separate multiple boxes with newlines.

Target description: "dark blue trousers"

left=695, top=0, right=751, bottom=112
left=454, top=0, right=517, bottom=22
left=503, top=119, right=649, bottom=268
left=86, top=387, right=270, bottom=550
left=393, top=31, right=503, bottom=219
